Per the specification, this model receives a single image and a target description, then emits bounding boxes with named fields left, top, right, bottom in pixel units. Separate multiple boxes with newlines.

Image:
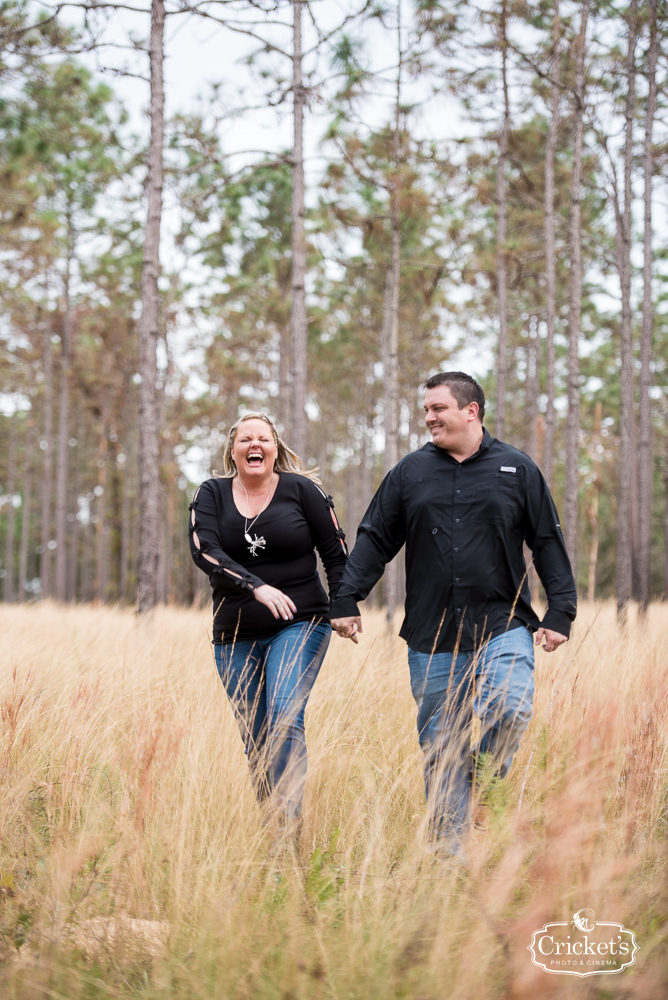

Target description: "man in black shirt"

left=330, top=371, right=577, bottom=858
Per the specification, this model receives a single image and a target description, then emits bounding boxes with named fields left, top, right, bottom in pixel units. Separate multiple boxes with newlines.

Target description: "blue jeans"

left=408, top=626, right=535, bottom=852
left=214, top=620, right=330, bottom=822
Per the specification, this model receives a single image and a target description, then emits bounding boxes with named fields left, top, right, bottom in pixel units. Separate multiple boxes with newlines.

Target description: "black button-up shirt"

left=330, top=428, right=577, bottom=653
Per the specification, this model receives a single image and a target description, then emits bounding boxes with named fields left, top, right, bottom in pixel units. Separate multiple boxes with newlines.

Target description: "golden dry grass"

left=0, top=600, right=667, bottom=999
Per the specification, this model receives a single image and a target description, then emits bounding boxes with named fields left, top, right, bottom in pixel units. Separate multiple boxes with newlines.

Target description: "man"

left=330, top=371, right=577, bottom=858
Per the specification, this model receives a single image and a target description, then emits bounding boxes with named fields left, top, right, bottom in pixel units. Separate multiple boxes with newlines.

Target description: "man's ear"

left=467, top=401, right=480, bottom=422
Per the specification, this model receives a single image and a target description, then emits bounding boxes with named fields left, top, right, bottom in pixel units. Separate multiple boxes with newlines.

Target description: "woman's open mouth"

left=246, top=453, right=265, bottom=467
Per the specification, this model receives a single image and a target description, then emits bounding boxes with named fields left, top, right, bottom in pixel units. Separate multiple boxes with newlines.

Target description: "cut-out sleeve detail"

left=302, top=481, right=349, bottom=610
left=188, top=481, right=265, bottom=592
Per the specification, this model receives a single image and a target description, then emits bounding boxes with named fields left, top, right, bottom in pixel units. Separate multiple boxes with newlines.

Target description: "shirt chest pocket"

left=475, top=474, right=523, bottom=526
left=406, top=478, right=449, bottom=529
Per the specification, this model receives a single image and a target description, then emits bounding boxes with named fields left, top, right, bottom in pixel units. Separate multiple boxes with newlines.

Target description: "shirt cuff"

left=330, top=595, right=361, bottom=619
left=540, top=609, right=573, bottom=638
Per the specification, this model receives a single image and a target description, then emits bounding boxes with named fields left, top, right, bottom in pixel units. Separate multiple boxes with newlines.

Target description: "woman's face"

left=231, top=418, right=278, bottom=481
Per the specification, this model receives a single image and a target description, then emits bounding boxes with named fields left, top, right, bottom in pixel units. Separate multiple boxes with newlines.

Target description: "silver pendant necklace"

left=235, top=476, right=275, bottom=556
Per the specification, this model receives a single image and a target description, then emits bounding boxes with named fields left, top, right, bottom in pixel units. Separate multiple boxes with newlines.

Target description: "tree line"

left=1, top=0, right=667, bottom=616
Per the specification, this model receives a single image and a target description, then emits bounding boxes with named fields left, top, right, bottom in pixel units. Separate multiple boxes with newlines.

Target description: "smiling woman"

left=188, top=412, right=348, bottom=842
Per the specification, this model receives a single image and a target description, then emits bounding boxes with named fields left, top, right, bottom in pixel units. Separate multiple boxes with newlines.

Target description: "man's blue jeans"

left=407, top=626, right=535, bottom=852
left=214, top=620, right=330, bottom=822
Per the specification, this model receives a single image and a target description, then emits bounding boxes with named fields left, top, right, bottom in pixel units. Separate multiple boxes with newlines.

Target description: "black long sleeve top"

left=330, top=429, right=577, bottom=654
left=189, top=473, right=348, bottom=643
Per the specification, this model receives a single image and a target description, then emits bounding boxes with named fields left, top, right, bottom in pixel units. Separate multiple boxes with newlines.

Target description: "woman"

left=188, top=412, right=347, bottom=832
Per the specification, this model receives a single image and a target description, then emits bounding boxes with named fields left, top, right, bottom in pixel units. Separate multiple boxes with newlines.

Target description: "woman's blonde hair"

left=213, top=412, right=322, bottom=484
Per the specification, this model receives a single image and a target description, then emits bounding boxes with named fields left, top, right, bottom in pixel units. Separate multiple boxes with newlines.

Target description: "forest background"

left=0, top=0, right=666, bottom=615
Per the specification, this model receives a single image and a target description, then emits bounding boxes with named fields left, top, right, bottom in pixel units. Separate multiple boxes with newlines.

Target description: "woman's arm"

left=188, top=481, right=265, bottom=592
left=300, top=480, right=348, bottom=600
left=189, top=481, right=297, bottom=620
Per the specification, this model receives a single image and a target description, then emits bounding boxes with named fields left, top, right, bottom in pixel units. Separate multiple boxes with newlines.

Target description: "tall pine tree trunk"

left=525, top=322, right=539, bottom=461
left=94, top=425, right=108, bottom=604
left=55, top=225, right=72, bottom=601
left=495, top=0, right=510, bottom=441
left=382, top=5, right=402, bottom=628
left=543, top=0, right=560, bottom=486
left=4, top=416, right=17, bottom=602
left=664, top=431, right=668, bottom=598
left=563, top=0, right=590, bottom=574
left=137, top=0, right=165, bottom=612
left=638, top=0, right=658, bottom=612
left=381, top=209, right=400, bottom=627
left=616, top=0, right=637, bottom=619
left=120, top=452, right=131, bottom=603
left=67, top=419, right=81, bottom=601
left=290, top=0, right=308, bottom=460
left=18, top=418, right=33, bottom=601
left=587, top=400, right=602, bottom=601
left=40, top=322, right=54, bottom=599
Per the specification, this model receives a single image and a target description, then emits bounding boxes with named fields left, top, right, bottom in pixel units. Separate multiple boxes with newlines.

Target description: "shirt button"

left=455, top=518, right=459, bottom=523
left=454, top=547, right=459, bottom=552
left=455, top=577, right=459, bottom=582
left=432, top=528, right=438, bottom=534
left=456, top=490, right=460, bottom=494
left=456, top=608, right=461, bottom=613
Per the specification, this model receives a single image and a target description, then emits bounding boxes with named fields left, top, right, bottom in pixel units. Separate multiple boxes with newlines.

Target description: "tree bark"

left=156, top=379, right=169, bottom=604
left=290, top=0, right=308, bottom=460
left=3, top=415, right=17, bottom=602
left=616, top=0, right=637, bottom=620
left=94, top=426, right=108, bottom=604
left=638, top=0, right=658, bottom=612
left=120, top=451, right=130, bottom=604
left=563, top=0, right=590, bottom=575
left=543, top=0, right=560, bottom=487
left=382, top=6, right=402, bottom=628
left=55, top=219, right=73, bottom=601
left=381, top=229, right=400, bottom=626
left=495, top=0, right=510, bottom=442
left=40, top=322, right=54, bottom=599
left=664, top=430, right=668, bottom=599
left=67, top=417, right=81, bottom=601
left=18, top=417, right=33, bottom=601
left=587, top=400, right=602, bottom=601
left=524, top=320, right=540, bottom=462
left=137, top=0, right=165, bottom=612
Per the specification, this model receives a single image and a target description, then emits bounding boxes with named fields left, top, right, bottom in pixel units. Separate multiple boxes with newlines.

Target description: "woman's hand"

left=253, top=584, right=296, bottom=621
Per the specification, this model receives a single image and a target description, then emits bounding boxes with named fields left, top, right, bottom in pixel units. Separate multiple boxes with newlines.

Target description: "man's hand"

left=331, top=616, right=363, bottom=643
left=535, top=628, right=568, bottom=653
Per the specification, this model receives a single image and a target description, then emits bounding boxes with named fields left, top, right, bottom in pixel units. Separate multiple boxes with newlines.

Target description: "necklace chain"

left=234, top=475, right=275, bottom=545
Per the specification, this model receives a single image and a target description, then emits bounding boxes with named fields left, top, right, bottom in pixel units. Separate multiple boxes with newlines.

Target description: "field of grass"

left=0, top=600, right=666, bottom=999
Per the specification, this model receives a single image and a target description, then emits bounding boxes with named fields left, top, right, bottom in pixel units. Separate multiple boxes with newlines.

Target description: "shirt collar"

left=429, top=426, right=494, bottom=464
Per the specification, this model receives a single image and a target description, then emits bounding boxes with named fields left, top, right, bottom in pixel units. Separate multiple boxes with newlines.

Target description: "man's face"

left=424, top=385, right=478, bottom=449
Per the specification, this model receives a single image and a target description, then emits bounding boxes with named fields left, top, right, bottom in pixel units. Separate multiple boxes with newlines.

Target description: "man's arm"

left=330, top=464, right=407, bottom=638
left=522, top=464, right=577, bottom=648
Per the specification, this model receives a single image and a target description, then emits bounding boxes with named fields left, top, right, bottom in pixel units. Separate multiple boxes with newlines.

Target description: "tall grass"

left=0, top=601, right=666, bottom=998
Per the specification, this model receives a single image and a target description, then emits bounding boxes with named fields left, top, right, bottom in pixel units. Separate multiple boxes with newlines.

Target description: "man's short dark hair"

left=422, top=371, right=485, bottom=421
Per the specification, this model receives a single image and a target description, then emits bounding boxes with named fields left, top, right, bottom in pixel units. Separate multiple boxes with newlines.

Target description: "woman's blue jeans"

left=214, top=620, right=331, bottom=822
left=407, top=626, right=535, bottom=853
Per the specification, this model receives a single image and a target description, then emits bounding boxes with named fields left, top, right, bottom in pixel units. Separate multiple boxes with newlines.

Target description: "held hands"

left=535, top=627, right=568, bottom=653
left=331, top=618, right=565, bottom=651
left=254, top=584, right=296, bottom=621
left=331, top=616, right=363, bottom=644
